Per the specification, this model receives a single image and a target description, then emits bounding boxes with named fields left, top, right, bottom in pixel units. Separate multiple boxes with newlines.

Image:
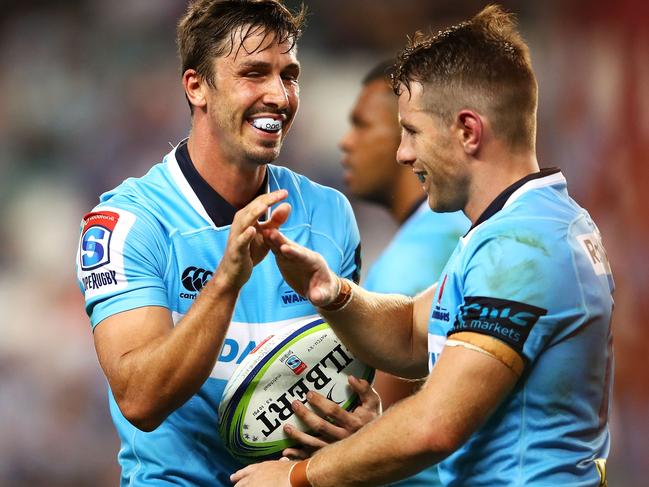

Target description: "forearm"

left=110, top=275, right=239, bottom=429
left=319, top=280, right=427, bottom=378
left=305, top=344, right=520, bottom=486
left=307, top=390, right=446, bottom=487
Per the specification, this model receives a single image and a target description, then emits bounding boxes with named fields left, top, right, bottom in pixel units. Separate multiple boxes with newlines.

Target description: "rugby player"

left=233, top=5, right=614, bottom=486
left=75, top=1, right=374, bottom=485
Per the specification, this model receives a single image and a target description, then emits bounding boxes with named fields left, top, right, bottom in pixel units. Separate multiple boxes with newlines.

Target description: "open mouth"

left=248, top=117, right=283, bottom=134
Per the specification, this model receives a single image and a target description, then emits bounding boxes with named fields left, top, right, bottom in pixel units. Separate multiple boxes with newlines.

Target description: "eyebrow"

left=237, top=61, right=301, bottom=73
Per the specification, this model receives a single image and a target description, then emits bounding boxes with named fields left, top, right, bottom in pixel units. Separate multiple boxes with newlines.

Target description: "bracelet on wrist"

left=319, top=278, right=353, bottom=312
left=289, top=459, right=312, bottom=487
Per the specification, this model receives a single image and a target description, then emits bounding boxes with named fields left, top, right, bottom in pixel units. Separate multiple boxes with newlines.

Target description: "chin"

left=246, top=148, right=280, bottom=166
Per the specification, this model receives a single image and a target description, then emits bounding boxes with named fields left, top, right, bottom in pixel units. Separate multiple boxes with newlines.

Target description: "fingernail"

left=292, top=400, right=301, bottom=410
left=284, top=424, right=293, bottom=433
left=306, top=391, right=313, bottom=401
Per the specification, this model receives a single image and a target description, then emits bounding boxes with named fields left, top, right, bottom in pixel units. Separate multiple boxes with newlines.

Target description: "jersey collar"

left=466, top=167, right=562, bottom=234
left=173, top=139, right=269, bottom=228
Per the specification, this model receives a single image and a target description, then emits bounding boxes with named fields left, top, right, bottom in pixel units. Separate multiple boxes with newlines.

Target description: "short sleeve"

left=75, top=206, right=169, bottom=329
left=448, top=230, right=564, bottom=364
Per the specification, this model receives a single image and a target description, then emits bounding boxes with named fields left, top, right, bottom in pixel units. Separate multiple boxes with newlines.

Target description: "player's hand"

left=230, top=458, right=292, bottom=487
left=262, top=227, right=340, bottom=307
left=282, top=376, right=382, bottom=460
left=217, top=190, right=289, bottom=290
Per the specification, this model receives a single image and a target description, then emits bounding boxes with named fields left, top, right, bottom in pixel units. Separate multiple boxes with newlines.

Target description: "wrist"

left=289, top=459, right=313, bottom=487
left=319, top=277, right=353, bottom=312
left=203, top=271, right=241, bottom=299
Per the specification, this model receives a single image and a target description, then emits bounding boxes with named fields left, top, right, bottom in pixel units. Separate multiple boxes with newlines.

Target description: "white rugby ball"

left=218, top=316, right=374, bottom=464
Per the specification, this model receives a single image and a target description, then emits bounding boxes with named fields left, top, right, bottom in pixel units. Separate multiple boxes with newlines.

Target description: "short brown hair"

left=393, top=5, right=537, bottom=150
left=177, top=0, right=305, bottom=87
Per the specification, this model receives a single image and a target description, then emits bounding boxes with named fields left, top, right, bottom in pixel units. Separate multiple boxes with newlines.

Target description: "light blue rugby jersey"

left=364, top=200, right=469, bottom=487
left=76, top=141, right=361, bottom=486
left=364, top=200, right=469, bottom=296
left=428, top=169, right=614, bottom=486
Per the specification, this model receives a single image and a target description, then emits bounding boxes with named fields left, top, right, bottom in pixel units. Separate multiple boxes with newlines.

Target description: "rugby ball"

left=218, top=316, right=374, bottom=464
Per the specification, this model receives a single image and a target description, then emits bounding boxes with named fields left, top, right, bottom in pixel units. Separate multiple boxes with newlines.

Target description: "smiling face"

left=339, top=80, right=401, bottom=204
left=204, top=28, right=300, bottom=167
left=396, top=82, right=470, bottom=213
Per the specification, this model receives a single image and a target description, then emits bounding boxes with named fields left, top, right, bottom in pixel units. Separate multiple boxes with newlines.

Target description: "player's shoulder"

left=268, top=164, right=354, bottom=220
left=469, top=181, right=585, bottom=247
left=269, top=165, right=348, bottom=201
left=83, top=162, right=173, bottom=241
left=408, top=205, right=470, bottom=237
left=99, top=161, right=172, bottom=211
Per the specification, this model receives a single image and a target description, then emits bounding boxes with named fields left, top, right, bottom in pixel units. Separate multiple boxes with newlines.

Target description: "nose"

left=396, top=135, right=415, bottom=167
left=263, top=75, right=290, bottom=109
left=338, top=129, right=353, bottom=155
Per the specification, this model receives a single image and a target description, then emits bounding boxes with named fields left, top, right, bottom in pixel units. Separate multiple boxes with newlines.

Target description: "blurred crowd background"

left=0, top=0, right=647, bottom=485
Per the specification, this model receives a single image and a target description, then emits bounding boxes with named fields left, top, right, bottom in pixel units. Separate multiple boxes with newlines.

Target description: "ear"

left=455, top=110, right=482, bottom=156
left=182, top=69, right=208, bottom=111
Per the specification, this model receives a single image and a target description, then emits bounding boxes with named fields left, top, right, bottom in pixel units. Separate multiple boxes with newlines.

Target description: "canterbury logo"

left=181, top=266, right=213, bottom=292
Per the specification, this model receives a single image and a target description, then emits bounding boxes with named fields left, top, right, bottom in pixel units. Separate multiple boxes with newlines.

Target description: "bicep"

left=412, top=284, right=437, bottom=358
left=93, top=306, right=173, bottom=384
left=420, top=338, right=519, bottom=451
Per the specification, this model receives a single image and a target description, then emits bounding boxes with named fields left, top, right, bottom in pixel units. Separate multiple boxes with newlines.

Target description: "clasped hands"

left=222, top=190, right=382, bottom=485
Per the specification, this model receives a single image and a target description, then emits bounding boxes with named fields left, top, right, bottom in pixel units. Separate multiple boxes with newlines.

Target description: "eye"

left=281, top=73, right=299, bottom=83
left=245, top=71, right=263, bottom=78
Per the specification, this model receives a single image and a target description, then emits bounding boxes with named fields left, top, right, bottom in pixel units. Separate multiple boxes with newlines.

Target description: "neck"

left=389, top=169, right=426, bottom=224
left=187, top=126, right=266, bottom=209
left=464, top=146, right=539, bottom=224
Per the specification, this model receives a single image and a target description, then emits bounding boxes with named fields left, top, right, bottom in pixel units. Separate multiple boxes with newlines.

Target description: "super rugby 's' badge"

left=77, top=207, right=136, bottom=299
left=80, top=211, right=119, bottom=270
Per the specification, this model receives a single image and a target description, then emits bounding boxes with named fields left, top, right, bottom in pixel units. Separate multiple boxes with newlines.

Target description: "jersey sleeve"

left=338, top=193, right=362, bottom=284
left=76, top=206, right=169, bottom=329
left=448, top=227, right=564, bottom=366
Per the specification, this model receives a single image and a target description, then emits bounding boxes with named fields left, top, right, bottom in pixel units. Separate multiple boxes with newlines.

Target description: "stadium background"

left=0, top=0, right=647, bottom=485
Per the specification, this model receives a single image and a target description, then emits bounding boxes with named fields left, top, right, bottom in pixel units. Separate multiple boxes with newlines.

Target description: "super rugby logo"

left=255, top=344, right=353, bottom=438
left=282, top=353, right=308, bottom=375
left=80, top=211, right=119, bottom=271
left=180, top=266, right=212, bottom=299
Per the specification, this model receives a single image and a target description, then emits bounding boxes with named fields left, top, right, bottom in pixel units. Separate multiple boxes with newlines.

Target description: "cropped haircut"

left=177, top=0, right=306, bottom=88
left=393, top=5, right=538, bottom=150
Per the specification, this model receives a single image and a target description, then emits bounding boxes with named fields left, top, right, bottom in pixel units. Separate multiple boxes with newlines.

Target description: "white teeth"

left=251, top=117, right=282, bottom=132
left=416, top=172, right=427, bottom=183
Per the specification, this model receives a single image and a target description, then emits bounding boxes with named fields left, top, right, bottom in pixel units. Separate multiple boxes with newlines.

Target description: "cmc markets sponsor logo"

left=179, top=266, right=212, bottom=299
left=280, top=290, right=308, bottom=307
left=82, top=269, right=118, bottom=291
left=255, top=344, right=353, bottom=438
left=451, top=296, right=547, bottom=354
